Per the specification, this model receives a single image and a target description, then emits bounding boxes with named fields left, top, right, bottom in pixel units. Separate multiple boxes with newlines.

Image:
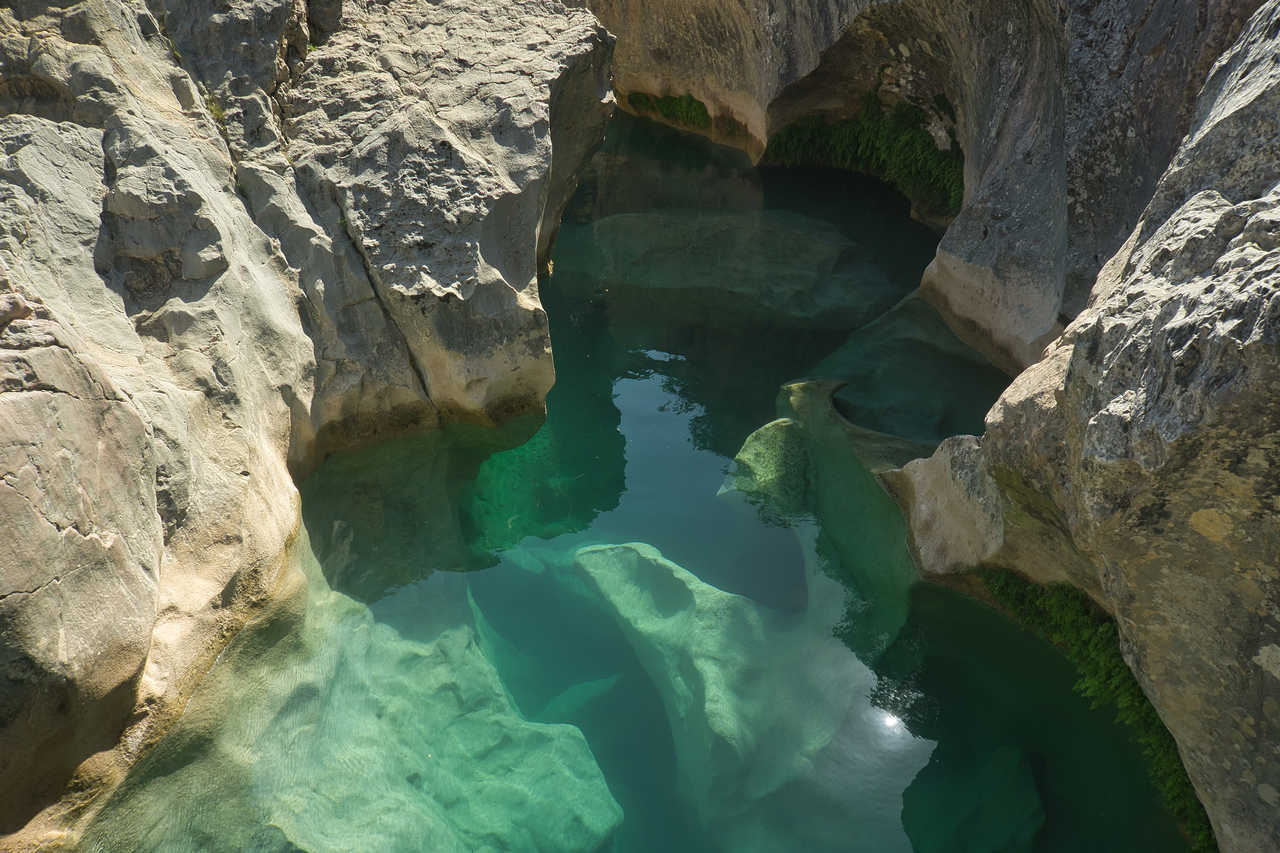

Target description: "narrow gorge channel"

left=82, top=115, right=1188, bottom=852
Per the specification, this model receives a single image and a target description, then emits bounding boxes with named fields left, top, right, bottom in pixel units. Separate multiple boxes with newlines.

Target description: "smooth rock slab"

left=573, top=541, right=933, bottom=852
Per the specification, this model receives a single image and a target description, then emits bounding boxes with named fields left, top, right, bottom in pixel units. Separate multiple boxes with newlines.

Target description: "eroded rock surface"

left=579, top=0, right=1260, bottom=371
left=889, top=4, right=1280, bottom=848
left=0, top=0, right=612, bottom=844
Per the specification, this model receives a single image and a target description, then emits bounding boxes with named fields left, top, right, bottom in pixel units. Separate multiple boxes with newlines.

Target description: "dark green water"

left=82, top=115, right=1188, bottom=853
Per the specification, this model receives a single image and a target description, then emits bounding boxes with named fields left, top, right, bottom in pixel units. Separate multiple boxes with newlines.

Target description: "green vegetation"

left=627, top=91, right=711, bottom=130
left=981, top=569, right=1218, bottom=853
left=713, top=112, right=750, bottom=140
left=763, top=92, right=963, bottom=216
left=205, top=93, right=226, bottom=126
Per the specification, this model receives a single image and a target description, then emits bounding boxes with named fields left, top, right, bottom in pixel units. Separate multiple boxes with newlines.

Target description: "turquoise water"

left=82, top=115, right=1188, bottom=853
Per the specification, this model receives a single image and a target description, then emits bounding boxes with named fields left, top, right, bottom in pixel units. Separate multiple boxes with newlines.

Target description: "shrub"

left=627, top=91, right=711, bottom=130
left=981, top=569, right=1218, bottom=853
left=205, top=93, right=226, bottom=126
left=762, top=92, right=963, bottom=216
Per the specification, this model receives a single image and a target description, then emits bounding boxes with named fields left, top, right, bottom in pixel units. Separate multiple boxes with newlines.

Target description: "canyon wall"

left=3, top=0, right=1279, bottom=849
left=0, top=0, right=611, bottom=845
left=584, top=0, right=1259, bottom=372
left=886, top=5, right=1280, bottom=850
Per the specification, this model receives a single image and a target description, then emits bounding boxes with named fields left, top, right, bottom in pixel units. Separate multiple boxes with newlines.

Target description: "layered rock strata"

left=886, top=4, right=1280, bottom=848
left=0, top=0, right=611, bottom=844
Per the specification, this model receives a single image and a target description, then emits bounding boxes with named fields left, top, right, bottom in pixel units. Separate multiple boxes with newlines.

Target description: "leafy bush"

left=981, top=569, right=1218, bottom=853
left=763, top=92, right=963, bottom=216
left=627, top=91, right=711, bottom=130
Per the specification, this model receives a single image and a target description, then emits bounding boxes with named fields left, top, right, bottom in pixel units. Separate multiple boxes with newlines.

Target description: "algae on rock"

left=764, top=95, right=964, bottom=219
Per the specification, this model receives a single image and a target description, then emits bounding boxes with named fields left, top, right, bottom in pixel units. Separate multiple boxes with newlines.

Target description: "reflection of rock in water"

left=574, top=542, right=934, bottom=853
left=868, top=583, right=1192, bottom=853
left=902, top=744, right=1044, bottom=853
left=297, top=386, right=626, bottom=604
left=299, top=429, right=490, bottom=602
left=566, top=111, right=761, bottom=223
left=460, top=279, right=626, bottom=554
left=550, top=115, right=946, bottom=461
left=722, top=385, right=921, bottom=660
left=557, top=209, right=906, bottom=331
left=82, top=528, right=622, bottom=853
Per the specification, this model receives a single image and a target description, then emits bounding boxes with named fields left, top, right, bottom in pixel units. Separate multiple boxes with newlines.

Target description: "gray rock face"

left=890, top=4, right=1280, bottom=848
left=0, top=0, right=612, bottom=844
left=279, top=0, right=613, bottom=432
left=580, top=0, right=1259, bottom=372
left=1062, top=0, right=1264, bottom=315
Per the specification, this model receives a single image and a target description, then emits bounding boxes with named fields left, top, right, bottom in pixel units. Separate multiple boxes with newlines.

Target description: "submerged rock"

left=720, top=417, right=812, bottom=522
left=556, top=208, right=908, bottom=330
left=814, top=297, right=1009, bottom=447
left=81, top=531, right=623, bottom=853
left=724, top=382, right=925, bottom=658
left=573, top=541, right=933, bottom=852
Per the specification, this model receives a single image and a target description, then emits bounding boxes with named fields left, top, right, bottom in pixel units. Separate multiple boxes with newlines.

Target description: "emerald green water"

left=82, top=115, right=1189, bottom=853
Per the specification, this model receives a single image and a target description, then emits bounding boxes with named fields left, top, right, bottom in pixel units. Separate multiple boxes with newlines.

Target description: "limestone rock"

left=279, top=0, right=614, bottom=427
left=0, top=304, right=160, bottom=833
left=813, top=296, right=1009, bottom=446
left=890, top=4, right=1280, bottom=848
left=573, top=541, right=933, bottom=851
left=0, top=0, right=616, bottom=844
left=81, top=530, right=624, bottom=853
left=721, top=417, right=812, bottom=522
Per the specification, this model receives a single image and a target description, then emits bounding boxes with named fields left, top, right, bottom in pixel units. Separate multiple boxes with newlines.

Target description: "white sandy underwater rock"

left=573, top=541, right=934, bottom=852
left=81, top=530, right=622, bottom=853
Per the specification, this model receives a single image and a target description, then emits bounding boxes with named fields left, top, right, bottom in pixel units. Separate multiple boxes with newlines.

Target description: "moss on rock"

left=980, top=569, right=1218, bottom=853
left=627, top=91, right=712, bottom=130
left=764, top=93, right=964, bottom=218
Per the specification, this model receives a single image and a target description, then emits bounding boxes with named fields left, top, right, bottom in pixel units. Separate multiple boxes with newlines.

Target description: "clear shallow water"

left=83, top=115, right=1188, bottom=853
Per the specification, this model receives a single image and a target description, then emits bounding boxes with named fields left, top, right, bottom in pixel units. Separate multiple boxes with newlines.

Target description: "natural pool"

left=83, top=115, right=1189, bottom=853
